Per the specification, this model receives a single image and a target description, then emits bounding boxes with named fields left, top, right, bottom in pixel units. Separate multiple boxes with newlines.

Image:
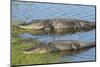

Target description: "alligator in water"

left=23, top=40, right=95, bottom=54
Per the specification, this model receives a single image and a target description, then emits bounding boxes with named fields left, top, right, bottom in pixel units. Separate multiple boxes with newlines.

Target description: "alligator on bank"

left=18, top=19, right=95, bottom=34
left=19, top=18, right=95, bottom=30
left=23, top=40, right=96, bottom=54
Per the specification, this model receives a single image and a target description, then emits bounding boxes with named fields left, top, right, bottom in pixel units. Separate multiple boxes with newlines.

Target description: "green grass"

left=12, top=25, right=60, bottom=65
left=12, top=36, right=60, bottom=65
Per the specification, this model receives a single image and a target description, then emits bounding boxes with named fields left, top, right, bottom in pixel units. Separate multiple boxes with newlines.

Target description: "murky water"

left=12, top=1, right=96, bottom=64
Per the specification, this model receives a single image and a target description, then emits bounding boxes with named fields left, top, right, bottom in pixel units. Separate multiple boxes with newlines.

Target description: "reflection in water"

left=57, top=47, right=95, bottom=62
left=43, top=28, right=93, bottom=35
left=53, top=28, right=81, bottom=35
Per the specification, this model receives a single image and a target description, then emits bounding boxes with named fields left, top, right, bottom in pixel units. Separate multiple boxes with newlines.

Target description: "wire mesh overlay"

left=12, top=1, right=96, bottom=61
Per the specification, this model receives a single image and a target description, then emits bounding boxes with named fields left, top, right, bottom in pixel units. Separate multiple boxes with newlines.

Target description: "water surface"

left=20, top=29, right=95, bottom=43
left=12, top=1, right=95, bottom=23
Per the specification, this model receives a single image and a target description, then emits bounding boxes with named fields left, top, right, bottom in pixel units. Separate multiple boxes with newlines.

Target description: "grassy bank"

left=12, top=36, right=60, bottom=65
left=12, top=25, right=44, bottom=35
left=12, top=25, right=60, bottom=65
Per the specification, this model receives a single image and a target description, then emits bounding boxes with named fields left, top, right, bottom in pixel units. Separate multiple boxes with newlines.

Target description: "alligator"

left=18, top=19, right=96, bottom=34
left=19, top=19, right=95, bottom=31
left=23, top=40, right=96, bottom=54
